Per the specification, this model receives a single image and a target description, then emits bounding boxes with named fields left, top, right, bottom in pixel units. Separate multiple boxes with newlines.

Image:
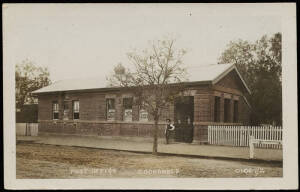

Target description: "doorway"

left=174, top=96, right=194, bottom=143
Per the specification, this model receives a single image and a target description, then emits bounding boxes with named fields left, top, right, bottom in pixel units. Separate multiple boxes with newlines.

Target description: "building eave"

left=32, top=81, right=213, bottom=96
left=211, top=64, right=251, bottom=94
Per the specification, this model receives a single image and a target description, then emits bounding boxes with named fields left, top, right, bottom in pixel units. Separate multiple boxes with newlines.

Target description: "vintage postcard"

left=3, top=3, right=298, bottom=190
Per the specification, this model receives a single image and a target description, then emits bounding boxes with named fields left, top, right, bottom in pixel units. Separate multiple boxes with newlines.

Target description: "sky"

left=4, top=3, right=283, bottom=82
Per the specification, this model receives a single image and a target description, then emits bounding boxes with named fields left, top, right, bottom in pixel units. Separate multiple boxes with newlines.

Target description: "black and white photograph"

left=3, top=3, right=297, bottom=190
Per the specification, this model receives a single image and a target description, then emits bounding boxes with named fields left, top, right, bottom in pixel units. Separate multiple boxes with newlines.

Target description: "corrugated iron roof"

left=188, top=63, right=233, bottom=82
left=32, top=77, right=110, bottom=94
left=32, top=63, right=250, bottom=94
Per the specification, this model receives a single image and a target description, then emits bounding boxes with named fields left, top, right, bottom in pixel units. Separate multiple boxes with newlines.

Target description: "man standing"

left=165, top=119, right=175, bottom=144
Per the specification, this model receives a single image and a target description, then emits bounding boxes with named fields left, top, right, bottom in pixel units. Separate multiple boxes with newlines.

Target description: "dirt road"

left=16, top=141, right=282, bottom=178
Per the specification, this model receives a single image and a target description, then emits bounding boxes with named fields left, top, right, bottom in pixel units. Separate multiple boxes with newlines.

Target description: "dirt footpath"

left=18, top=135, right=283, bottom=161
left=16, top=141, right=282, bottom=178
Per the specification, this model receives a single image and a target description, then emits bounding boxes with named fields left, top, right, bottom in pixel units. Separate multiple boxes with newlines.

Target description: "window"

left=106, top=98, right=115, bottom=121
left=233, top=100, right=239, bottom=123
left=139, top=102, right=148, bottom=122
left=214, top=96, right=220, bottom=122
left=224, top=98, right=231, bottom=123
left=52, top=101, right=59, bottom=120
left=123, top=98, right=133, bottom=121
left=73, top=100, right=80, bottom=120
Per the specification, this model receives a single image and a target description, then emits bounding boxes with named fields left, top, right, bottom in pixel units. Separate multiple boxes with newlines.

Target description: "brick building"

left=32, top=64, right=251, bottom=144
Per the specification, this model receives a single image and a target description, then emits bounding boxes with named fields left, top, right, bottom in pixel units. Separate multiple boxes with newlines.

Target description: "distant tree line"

left=219, top=33, right=282, bottom=125
left=15, top=59, right=51, bottom=110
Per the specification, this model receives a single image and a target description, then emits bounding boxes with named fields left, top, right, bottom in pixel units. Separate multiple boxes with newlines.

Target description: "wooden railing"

left=208, top=125, right=282, bottom=149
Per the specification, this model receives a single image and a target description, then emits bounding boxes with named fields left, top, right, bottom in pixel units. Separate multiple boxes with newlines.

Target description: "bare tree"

left=107, top=38, right=188, bottom=154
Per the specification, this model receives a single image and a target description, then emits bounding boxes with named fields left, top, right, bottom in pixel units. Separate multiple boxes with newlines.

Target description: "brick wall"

left=37, top=71, right=251, bottom=143
left=212, top=69, right=251, bottom=125
left=194, top=92, right=211, bottom=122
left=39, top=121, right=167, bottom=138
left=216, top=70, right=247, bottom=93
left=37, top=90, right=174, bottom=139
left=38, top=94, right=59, bottom=120
left=192, top=124, right=209, bottom=144
left=38, top=91, right=176, bottom=123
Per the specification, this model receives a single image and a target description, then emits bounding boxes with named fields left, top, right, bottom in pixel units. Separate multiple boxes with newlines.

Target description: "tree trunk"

left=152, top=114, right=159, bottom=155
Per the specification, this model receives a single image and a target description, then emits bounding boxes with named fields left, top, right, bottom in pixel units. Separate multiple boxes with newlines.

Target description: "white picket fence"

left=16, top=123, right=39, bottom=136
left=208, top=125, right=282, bottom=149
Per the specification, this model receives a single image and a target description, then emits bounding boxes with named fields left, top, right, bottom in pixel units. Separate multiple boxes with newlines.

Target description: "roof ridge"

left=50, top=76, right=107, bottom=82
left=188, top=63, right=232, bottom=68
left=32, top=63, right=248, bottom=94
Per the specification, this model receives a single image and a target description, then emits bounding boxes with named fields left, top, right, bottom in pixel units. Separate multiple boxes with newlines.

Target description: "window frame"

left=106, top=98, right=116, bottom=121
left=52, top=101, right=59, bottom=120
left=72, top=100, right=80, bottom=120
left=139, top=102, right=148, bottom=122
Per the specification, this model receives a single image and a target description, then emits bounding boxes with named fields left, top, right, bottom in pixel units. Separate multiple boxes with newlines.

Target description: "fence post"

left=29, top=123, right=31, bottom=136
left=249, top=135, right=255, bottom=159
left=208, top=126, right=210, bottom=144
